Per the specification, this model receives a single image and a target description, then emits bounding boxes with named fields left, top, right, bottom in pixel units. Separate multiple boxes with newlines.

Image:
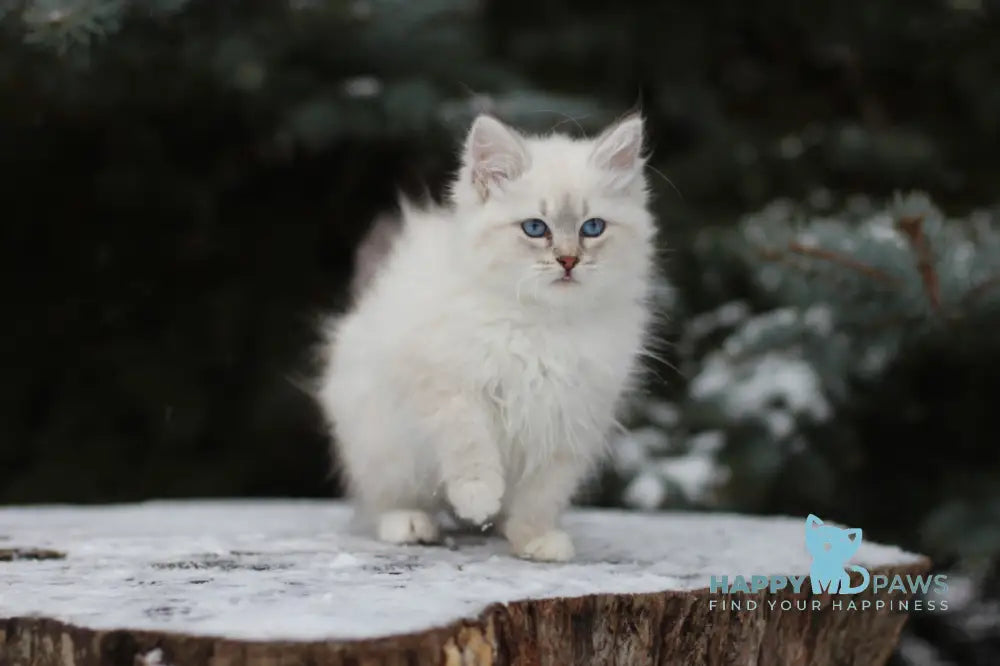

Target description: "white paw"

left=376, top=510, right=439, bottom=544
left=516, top=530, right=575, bottom=562
left=446, top=473, right=503, bottom=525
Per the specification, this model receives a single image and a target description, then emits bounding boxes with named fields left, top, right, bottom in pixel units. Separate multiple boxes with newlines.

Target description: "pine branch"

left=960, top=274, right=1000, bottom=308
left=756, top=249, right=817, bottom=275
left=783, top=241, right=903, bottom=286
left=895, top=214, right=942, bottom=312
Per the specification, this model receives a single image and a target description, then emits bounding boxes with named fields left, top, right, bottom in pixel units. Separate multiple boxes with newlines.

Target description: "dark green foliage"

left=653, top=194, right=1000, bottom=550
left=0, top=0, right=602, bottom=502
left=486, top=0, right=1000, bottom=216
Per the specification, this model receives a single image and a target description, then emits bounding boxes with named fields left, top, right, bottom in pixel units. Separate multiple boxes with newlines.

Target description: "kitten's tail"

left=349, top=211, right=403, bottom=300
left=842, top=565, right=871, bottom=594
left=350, top=197, right=449, bottom=300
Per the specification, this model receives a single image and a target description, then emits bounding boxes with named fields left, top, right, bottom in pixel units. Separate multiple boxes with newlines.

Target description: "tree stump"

left=0, top=501, right=928, bottom=665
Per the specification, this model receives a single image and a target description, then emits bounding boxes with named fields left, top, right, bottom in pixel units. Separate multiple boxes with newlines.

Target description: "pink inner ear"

left=466, top=116, right=527, bottom=186
left=593, top=119, right=643, bottom=172
left=471, top=137, right=504, bottom=166
left=606, top=134, right=640, bottom=170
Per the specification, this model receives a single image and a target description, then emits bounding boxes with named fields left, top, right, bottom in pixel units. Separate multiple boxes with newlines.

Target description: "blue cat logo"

left=805, top=514, right=871, bottom=594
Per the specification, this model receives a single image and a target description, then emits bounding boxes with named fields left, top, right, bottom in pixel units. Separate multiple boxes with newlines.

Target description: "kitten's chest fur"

left=473, top=313, right=640, bottom=470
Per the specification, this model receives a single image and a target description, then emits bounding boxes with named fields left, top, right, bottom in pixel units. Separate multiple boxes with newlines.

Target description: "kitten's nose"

left=557, top=255, right=579, bottom=271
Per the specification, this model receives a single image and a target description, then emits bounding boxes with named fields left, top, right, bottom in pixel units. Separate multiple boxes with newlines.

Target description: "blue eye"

left=521, top=218, right=549, bottom=238
left=580, top=217, right=606, bottom=237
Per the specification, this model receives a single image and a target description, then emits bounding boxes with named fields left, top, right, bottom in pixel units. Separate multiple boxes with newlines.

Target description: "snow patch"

left=0, top=500, right=923, bottom=642
left=623, top=473, right=665, bottom=510
left=644, top=400, right=680, bottom=429
left=688, top=431, right=725, bottom=456
left=342, top=76, right=382, bottom=98
left=686, top=301, right=750, bottom=342
left=659, top=455, right=728, bottom=502
left=690, top=352, right=831, bottom=423
left=136, top=648, right=171, bottom=666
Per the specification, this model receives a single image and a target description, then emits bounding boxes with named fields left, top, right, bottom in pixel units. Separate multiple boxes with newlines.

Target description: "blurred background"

left=2, top=0, right=999, bottom=662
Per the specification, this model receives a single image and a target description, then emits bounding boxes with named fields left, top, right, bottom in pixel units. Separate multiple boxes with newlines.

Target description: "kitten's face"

left=805, top=515, right=862, bottom=563
left=450, top=115, right=655, bottom=308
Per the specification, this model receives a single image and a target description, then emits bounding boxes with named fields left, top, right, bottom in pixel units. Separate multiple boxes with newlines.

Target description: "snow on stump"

left=0, top=501, right=928, bottom=666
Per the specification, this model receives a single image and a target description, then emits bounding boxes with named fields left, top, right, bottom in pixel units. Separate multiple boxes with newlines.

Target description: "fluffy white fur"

left=318, top=114, right=658, bottom=561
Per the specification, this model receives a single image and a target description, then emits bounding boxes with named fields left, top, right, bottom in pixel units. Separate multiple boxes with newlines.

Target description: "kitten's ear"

left=806, top=514, right=823, bottom=528
left=463, top=115, right=529, bottom=201
left=590, top=114, right=645, bottom=186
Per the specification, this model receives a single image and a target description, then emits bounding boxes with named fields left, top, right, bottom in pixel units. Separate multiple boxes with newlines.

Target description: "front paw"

left=515, top=529, right=575, bottom=562
left=446, top=472, right=503, bottom=525
left=376, top=510, right=440, bottom=544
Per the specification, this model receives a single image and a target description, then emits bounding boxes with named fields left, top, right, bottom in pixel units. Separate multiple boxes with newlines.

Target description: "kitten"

left=317, top=114, right=658, bottom=561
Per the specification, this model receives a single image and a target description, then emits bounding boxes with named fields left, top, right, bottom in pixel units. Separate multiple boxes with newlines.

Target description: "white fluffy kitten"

left=318, top=114, right=657, bottom=561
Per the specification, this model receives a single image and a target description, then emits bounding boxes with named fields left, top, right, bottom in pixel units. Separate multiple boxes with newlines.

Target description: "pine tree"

left=612, top=192, right=1000, bottom=663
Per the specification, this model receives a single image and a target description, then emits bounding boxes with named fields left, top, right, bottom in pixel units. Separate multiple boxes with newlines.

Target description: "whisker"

left=548, top=113, right=589, bottom=135
left=634, top=345, right=684, bottom=381
left=645, top=163, right=683, bottom=201
left=516, top=109, right=591, bottom=135
left=514, top=273, right=534, bottom=305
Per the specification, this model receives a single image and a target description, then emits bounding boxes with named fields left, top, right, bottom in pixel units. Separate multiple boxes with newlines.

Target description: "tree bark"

left=0, top=561, right=931, bottom=666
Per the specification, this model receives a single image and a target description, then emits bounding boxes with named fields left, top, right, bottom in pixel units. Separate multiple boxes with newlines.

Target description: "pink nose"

left=557, top=255, right=579, bottom=271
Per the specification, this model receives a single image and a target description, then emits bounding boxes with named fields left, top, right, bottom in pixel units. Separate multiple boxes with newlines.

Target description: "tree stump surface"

left=0, top=500, right=928, bottom=665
